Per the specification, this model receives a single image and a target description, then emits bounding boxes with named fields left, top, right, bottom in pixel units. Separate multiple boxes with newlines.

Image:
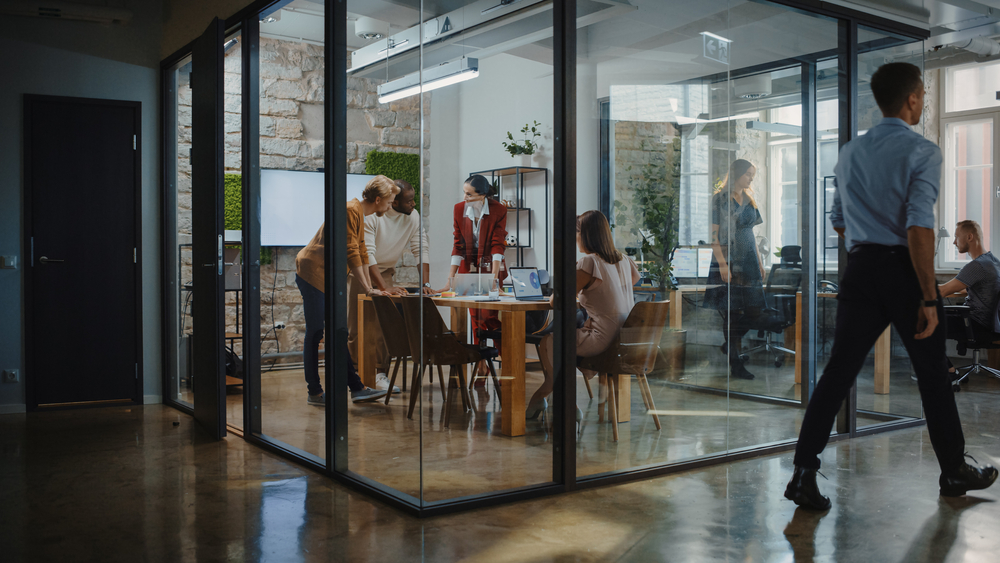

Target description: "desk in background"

left=665, top=286, right=893, bottom=395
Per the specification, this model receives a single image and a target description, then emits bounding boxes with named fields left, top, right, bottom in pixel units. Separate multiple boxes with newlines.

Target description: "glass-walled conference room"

left=161, top=0, right=930, bottom=514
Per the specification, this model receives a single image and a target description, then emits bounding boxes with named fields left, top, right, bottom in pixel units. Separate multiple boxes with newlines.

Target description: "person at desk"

left=528, top=210, right=640, bottom=420
left=295, top=175, right=398, bottom=406
left=702, top=159, right=766, bottom=380
left=784, top=63, right=996, bottom=511
left=361, top=179, right=431, bottom=390
left=939, top=220, right=1000, bottom=376
left=445, top=174, right=508, bottom=351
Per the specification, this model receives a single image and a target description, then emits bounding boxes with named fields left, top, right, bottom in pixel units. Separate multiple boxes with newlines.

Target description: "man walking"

left=784, top=62, right=997, bottom=510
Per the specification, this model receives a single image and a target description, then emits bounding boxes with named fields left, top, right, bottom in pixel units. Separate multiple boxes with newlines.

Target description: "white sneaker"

left=375, top=373, right=401, bottom=394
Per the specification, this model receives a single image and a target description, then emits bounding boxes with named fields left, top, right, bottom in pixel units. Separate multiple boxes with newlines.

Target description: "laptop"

left=509, top=268, right=547, bottom=301
left=452, top=273, right=493, bottom=296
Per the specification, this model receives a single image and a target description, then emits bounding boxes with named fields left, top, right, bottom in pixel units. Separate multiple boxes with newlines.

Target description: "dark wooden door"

left=24, top=95, right=141, bottom=407
left=191, top=18, right=227, bottom=439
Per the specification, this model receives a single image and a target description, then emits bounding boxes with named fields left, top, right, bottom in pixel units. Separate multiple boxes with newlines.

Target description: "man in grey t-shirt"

left=941, top=220, right=1000, bottom=343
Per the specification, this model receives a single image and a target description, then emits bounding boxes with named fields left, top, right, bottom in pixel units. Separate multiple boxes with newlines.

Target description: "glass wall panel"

left=854, top=29, right=925, bottom=426
left=223, top=30, right=244, bottom=431
left=576, top=0, right=836, bottom=477
left=415, top=0, right=556, bottom=503
left=165, top=56, right=194, bottom=409
left=256, top=1, right=326, bottom=462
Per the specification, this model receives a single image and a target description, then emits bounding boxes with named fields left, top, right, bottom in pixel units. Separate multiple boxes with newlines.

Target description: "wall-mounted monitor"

left=260, top=170, right=377, bottom=246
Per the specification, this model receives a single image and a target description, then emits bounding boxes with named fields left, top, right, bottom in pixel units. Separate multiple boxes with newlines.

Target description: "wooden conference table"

left=358, top=295, right=553, bottom=437
left=666, top=286, right=893, bottom=395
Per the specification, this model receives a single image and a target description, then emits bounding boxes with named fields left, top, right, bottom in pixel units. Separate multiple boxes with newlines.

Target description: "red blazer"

left=452, top=199, right=508, bottom=274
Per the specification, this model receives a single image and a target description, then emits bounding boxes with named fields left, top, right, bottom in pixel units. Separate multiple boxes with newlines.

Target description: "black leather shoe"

left=940, top=461, right=998, bottom=497
left=784, top=466, right=831, bottom=511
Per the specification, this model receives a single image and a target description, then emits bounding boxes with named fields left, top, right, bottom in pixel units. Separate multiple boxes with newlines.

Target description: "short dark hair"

left=394, top=179, right=414, bottom=194
left=465, top=174, right=493, bottom=196
left=870, top=62, right=923, bottom=115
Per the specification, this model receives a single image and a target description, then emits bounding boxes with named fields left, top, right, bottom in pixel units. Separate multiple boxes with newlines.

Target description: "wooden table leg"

left=669, top=289, right=682, bottom=330
left=794, top=292, right=802, bottom=385
left=500, top=310, right=526, bottom=437
left=614, top=374, right=630, bottom=422
left=874, top=326, right=891, bottom=395
left=357, top=296, right=378, bottom=388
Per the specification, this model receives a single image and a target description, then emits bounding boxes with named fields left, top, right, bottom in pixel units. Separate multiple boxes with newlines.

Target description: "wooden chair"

left=371, top=295, right=415, bottom=405
left=578, top=301, right=670, bottom=442
left=399, top=296, right=500, bottom=427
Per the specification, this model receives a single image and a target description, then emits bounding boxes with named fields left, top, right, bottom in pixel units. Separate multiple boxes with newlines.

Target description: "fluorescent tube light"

left=378, top=58, right=479, bottom=104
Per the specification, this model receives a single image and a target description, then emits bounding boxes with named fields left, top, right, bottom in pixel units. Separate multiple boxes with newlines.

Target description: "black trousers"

left=793, top=245, right=965, bottom=473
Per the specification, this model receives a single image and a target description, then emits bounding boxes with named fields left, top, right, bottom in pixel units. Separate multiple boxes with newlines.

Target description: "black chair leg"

left=486, top=359, right=502, bottom=405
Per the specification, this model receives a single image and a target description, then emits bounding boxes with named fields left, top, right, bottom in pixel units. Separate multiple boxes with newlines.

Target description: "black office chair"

left=945, top=299, right=1000, bottom=391
left=743, top=247, right=802, bottom=367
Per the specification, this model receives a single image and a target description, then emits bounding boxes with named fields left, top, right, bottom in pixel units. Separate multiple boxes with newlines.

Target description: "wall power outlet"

left=2, top=369, right=18, bottom=383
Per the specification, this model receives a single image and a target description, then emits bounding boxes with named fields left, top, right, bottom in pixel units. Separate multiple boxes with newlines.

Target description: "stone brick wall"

left=612, top=121, right=678, bottom=251
left=174, top=37, right=430, bottom=362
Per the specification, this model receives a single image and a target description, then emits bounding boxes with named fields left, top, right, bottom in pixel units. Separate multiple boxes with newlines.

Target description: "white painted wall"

left=426, top=53, right=601, bottom=289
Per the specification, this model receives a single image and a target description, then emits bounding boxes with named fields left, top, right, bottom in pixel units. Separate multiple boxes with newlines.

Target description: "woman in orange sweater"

left=295, top=175, right=399, bottom=406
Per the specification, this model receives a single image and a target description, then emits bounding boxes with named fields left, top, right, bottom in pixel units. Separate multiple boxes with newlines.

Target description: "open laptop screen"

left=509, top=268, right=543, bottom=298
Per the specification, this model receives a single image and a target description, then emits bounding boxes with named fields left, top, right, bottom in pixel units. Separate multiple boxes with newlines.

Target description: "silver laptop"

left=509, top=268, right=547, bottom=301
left=452, top=273, right=492, bottom=296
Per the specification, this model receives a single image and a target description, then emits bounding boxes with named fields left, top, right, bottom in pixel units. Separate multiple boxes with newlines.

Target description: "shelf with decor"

left=470, top=166, right=549, bottom=270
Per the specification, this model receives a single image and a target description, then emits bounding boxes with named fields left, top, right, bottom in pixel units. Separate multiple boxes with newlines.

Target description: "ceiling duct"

left=734, top=74, right=772, bottom=100
left=950, top=35, right=1000, bottom=58
left=0, top=0, right=132, bottom=24
left=348, top=0, right=635, bottom=78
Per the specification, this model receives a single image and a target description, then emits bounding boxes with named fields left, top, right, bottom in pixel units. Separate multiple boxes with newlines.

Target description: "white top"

left=364, top=207, right=430, bottom=269
left=451, top=201, right=505, bottom=267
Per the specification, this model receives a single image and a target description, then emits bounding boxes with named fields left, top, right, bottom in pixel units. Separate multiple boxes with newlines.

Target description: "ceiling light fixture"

left=378, top=58, right=479, bottom=104
left=482, top=0, right=525, bottom=16
left=377, top=39, right=410, bottom=55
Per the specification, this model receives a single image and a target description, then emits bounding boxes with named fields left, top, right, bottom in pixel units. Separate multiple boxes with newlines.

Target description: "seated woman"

left=528, top=210, right=640, bottom=420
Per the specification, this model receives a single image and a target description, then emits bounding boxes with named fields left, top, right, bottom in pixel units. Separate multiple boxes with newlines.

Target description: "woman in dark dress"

left=703, top=159, right=766, bottom=380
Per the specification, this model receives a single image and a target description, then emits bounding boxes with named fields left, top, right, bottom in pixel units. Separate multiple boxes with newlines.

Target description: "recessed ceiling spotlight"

left=356, top=16, right=389, bottom=40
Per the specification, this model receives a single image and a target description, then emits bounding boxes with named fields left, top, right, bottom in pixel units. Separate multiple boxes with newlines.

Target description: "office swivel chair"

left=945, top=294, right=1000, bottom=391
left=743, top=246, right=802, bottom=368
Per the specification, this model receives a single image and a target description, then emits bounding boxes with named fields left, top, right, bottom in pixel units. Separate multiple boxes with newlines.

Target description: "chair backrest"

left=765, top=263, right=802, bottom=292
left=618, top=301, right=671, bottom=373
left=370, top=295, right=411, bottom=358
left=398, top=296, right=478, bottom=366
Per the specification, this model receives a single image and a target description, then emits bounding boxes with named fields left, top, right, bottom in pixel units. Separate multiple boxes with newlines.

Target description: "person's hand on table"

left=421, top=286, right=435, bottom=295
left=367, top=287, right=386, bottom=296
left=387, top=286, right=408, bottom=296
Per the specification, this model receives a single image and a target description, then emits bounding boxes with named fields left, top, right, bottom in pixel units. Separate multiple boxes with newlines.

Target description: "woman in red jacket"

left=447, top=174, right=508, bottom=347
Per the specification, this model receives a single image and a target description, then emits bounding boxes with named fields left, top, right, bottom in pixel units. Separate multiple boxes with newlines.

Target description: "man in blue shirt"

left=785, top=63, right=997, bottom=511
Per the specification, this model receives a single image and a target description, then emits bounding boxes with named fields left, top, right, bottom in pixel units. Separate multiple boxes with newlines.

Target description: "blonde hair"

left=716, top=159, right=758, bottom=209
left=362, top=175, right=400, bottom=203
left=956, top=220, right=984, bottom=242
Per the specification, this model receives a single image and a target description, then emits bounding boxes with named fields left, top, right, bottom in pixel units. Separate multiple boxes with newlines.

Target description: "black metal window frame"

left=159, top=0, right=931, bottom=517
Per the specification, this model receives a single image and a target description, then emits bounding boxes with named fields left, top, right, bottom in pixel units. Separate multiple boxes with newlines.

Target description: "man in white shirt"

left=361, top=180, right=432, bottom=389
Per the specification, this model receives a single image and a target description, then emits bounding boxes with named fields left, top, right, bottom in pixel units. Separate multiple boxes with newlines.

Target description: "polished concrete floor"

left=3, top=373, right=1000, bottom=562
left=187, top=342, right=946, bottom=503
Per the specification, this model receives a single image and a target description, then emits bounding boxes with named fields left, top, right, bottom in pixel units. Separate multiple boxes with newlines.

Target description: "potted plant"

left=502, top=120, right=542, bottom=158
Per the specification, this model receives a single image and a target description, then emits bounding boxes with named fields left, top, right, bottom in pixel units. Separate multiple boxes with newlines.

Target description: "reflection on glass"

left=579, top=0, right=837, bottom=476
left=942, top=119, right=993, bottom=265
left=257, top=2, right=327, bottom=460
left=170, top=58, right=194, bottom=408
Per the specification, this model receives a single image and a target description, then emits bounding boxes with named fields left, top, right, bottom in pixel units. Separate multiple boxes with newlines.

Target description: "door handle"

left=39, top=256, right=64, bottom=264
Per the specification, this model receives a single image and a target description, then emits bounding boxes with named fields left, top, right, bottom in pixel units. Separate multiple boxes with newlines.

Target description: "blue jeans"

left=296, top=274, right=365, bottom=395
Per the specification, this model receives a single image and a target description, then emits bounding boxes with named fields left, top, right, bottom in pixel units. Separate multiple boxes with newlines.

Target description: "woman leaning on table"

left=702, top=159, right=767, bottom=381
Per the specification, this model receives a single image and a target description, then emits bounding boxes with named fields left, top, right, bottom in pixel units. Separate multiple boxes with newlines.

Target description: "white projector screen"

left=260, top=170, right=376, bottom=246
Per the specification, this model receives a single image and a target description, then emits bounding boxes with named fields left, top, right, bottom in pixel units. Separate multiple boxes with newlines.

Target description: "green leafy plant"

left=223, top=173, right=272, bottom=265
left=502, top=120, right=541, bottom=157
left=365, top=150, right=421, bottom=210
left=612, top=137, right=682, bottom=292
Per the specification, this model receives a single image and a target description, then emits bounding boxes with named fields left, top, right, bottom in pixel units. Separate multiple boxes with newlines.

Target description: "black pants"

left=296, top=274, right=365, bottom=395
left=793, top=245, right=965, bottom=473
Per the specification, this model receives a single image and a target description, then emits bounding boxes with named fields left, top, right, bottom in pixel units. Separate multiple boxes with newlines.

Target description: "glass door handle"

left=38, top=256, right=64, bottom=264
